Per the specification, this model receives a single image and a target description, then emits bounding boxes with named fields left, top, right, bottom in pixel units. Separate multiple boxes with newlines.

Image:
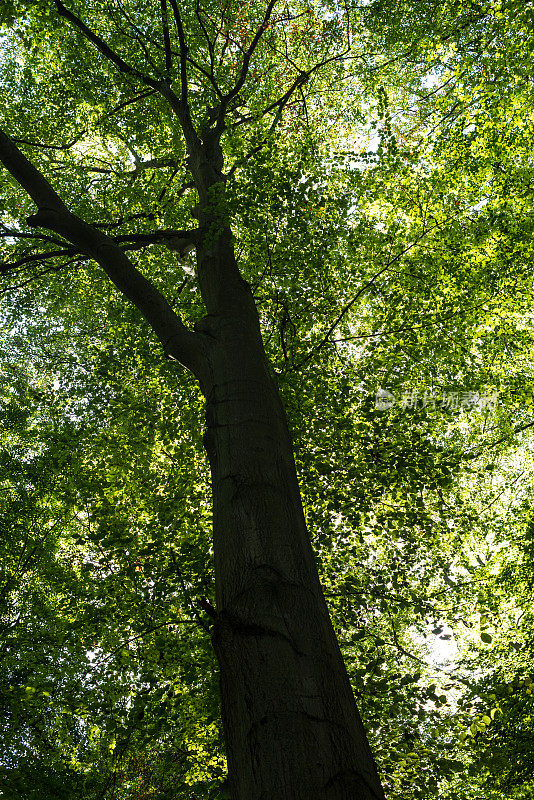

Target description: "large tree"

left=0, top=1, right=388, bottom=798
left=2, top=0, right=534, bottom=798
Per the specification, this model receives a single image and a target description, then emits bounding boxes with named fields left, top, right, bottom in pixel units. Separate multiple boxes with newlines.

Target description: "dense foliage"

left=1, top=0, right=534, bottom=797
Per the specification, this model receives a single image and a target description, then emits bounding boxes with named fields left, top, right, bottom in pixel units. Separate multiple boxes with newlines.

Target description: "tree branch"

left=128, top=156, right=178, bottom=175
left=0, top=257, right=83, bottom=296
left=223, top=0, right=279, bottom=106
left=195, top=0, right=217, bottom=82
left=114, top=228, right=199, bottom=257
left=294, top=264, right=390, bottom=370
left=53, top=0, right=202, bottom=156
left=0, top=247, right=76, bottom=274
left=465, top=420, right=534, bottom=460
left=168, top=0, right=189, bottom=106
left=160, top=0, right=173, bottom=73
left=11, top=89, right=157, bottom=152
left=0, top=129, right=206, bottom=377
left=294, top=212, right=466, bottom=369
left=54, top=0, right=158, bottom=85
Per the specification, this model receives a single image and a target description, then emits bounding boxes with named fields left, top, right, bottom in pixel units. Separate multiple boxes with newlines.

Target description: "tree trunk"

left=198, top=279, right=385, bottom=800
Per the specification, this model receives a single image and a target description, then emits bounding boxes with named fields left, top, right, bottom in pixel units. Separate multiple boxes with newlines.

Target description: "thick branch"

left=128, top=157, right=178, bottom=176
left=54, top=0, right=157, bottom=84
left=114, top=228, right=199, bottom=256
left=0, top=129, right=206, bottom=377
left=168, top=0, right=189, bottom=105
left=53, top=0, right=202, bottom=155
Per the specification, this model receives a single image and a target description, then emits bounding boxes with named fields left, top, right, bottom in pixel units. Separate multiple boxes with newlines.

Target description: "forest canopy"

left=1, top=0, right=534, bottom=798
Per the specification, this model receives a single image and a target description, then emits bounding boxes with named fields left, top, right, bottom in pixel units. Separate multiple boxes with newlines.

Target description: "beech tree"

left=0, top=0, right=389, bottom=798
left=2, top=0, right=534, bottom=798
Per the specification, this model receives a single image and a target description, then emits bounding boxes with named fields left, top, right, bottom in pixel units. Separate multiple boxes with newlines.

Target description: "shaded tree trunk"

left=196, top=233, right=385, bottom=800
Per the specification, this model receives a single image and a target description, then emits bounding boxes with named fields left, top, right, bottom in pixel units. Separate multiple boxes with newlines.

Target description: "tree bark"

left=197, top=263, right=385, bottom=800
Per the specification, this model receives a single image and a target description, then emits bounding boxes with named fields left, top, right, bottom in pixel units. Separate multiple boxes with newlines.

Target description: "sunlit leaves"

left=1, top=0, right=534, bottom=798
